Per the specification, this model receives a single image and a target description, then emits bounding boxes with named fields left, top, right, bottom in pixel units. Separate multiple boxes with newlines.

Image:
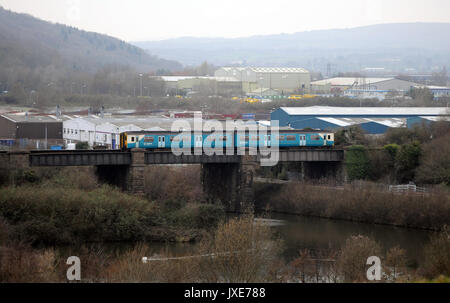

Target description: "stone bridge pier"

left=95, top=149, right=146, bottom=194
left=0, top=151, right=31, bottom=185
left=201, top=155, right=258, bottom=213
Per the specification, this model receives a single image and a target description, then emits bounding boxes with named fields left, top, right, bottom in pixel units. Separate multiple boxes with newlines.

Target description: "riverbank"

left=0, top=185, right=223, bottom=246
left=255, top=182, right=449, bottom=231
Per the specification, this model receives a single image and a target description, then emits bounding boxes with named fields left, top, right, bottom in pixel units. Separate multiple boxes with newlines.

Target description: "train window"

left=276, top=135, right=285, bottom=141
left=144, top=137, right=154, bottom=143
left=286, top=135, right=296, bottom=141
left=131, top=137, right=135, bottom=142
left=328, top=135, right=331, bottom=140
left=311, top=135, right=320, bottom=141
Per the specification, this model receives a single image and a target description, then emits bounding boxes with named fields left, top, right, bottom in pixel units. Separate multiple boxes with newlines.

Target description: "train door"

left=195, top=135, right=203, bottom=148
left=299, top=135, right=306, bottom=146
left=158, top=136, right=165, bottom=148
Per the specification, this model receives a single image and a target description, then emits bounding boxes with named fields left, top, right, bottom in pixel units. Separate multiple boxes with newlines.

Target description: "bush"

left=337, top=235, right=382, bottom=282
left=420, top=227, right=450, bottom=279
left=166, top=203, right=225, bottom=229
left=0, top=185, right=160, bottom=245
left=75, top=141, right=89, bottom=150
left=345, top=145, right=370, bottom=181
left=416, top=133, right=450, bottom=186
left=395, top=141, right=422, bottom=183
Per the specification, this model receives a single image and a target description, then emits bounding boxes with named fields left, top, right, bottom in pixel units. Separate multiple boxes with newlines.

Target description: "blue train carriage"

left=120, top=130, right=334, bottom=150
left=276, top=130, right=334, bottom=148
left=120, top=131, right=234, bottom=150
left=233, top=129, right=334, bottom=148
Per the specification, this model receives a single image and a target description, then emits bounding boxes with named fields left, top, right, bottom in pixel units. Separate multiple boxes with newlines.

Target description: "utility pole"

left=139, top=74, right=143, bottom=97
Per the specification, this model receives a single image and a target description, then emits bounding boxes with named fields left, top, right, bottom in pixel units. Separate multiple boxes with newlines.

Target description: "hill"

left=133, top=23, right=450, bottom=73
left=0, top=6, right=182, bottom=75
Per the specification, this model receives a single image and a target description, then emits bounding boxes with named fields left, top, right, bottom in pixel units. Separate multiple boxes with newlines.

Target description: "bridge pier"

left=201, top=155, right=257, bottom=213
left=126, top=149, right=146, bottom=195
left=1, top=151, right=30, bottom=185
left=301, top=161, right=346, bottom=184
left=95, top=165, right=129, bottom=190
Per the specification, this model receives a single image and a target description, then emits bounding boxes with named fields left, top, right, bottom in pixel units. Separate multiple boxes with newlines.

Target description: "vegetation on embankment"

left=0, top=166, right=224, bottom=245
left=255, top=182, right=449, bottom=231
left=337, top=121, right=450, bottom=185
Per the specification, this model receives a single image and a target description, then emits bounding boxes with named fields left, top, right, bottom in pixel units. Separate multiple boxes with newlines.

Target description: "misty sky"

left=1, top=0, right=450, bottom=41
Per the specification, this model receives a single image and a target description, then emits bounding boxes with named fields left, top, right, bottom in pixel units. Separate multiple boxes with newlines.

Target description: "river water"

left=57, top=212, right=435, bottom=272
left=111, top=212, right=434, bottom=268
left=266, top=213, right=434, bottom=267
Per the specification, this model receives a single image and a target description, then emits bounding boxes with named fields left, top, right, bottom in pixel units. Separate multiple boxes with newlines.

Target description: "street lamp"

left=29, top=90, right=36, bottom=106
left=139, top=74, right=143, bottom=97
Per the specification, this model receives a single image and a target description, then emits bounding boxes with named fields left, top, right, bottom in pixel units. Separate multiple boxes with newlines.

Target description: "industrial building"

left=156, top=76, right=242, bottom=96
left=0, top=113, right=63, bottom=149
left=311, top=77, right=419, bottom=95
left=414, top=85, right=450, bottom=99
left=271, top=106, right=449, bottom=134
left=215, top=67, right=311, bottom=95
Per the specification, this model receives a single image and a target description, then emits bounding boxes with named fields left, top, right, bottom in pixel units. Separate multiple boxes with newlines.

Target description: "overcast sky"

left=1, top=0, right=450, bottom=41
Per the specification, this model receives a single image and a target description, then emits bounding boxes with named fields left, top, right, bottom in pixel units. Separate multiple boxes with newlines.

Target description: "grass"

left=255, top=181, right=450, bottom=230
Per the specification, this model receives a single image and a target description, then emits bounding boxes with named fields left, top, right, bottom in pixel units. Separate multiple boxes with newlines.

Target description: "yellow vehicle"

left=288, top=95, right=303, bottom=100
left=302, top=94, right=317, bottom=99
left=231, top=96, right=240, bottom=101
left=242, top=97, right=260, bottom=103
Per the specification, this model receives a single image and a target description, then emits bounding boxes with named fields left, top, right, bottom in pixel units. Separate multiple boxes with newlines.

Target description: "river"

left=266, top=213, right=434, bottom=267
left=57, top=212, right=435, bottom=272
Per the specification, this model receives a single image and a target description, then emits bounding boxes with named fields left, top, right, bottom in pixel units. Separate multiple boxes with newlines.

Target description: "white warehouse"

left=215, top=67, right=311, bottom=94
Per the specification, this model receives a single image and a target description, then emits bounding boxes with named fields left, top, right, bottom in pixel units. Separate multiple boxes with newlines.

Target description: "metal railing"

left=388, top=184, right=427, bottom=193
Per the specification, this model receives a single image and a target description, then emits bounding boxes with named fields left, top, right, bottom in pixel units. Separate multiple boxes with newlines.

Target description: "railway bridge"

left=0, top=149, right=344, bottom=212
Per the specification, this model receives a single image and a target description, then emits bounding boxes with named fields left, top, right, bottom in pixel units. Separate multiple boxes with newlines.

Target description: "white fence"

left=388, top=184, right=427, bottom=193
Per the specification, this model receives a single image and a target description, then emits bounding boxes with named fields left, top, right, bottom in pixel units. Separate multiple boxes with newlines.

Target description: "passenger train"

left=120, top=130, right=334, bottom=150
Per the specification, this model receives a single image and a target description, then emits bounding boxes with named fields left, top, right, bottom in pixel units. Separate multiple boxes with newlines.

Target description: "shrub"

left=165, top=203, right=225, bottom=229
left=195, top=215, right=282, bottom=282
left=345, top=145, right=370, bottom=181
left=0, top=185, right=160, bottom=245
left=395, top=141, right=422, bottom=183
left=337, top=235, right=382, bottom=282
left=416, top=133, right=450, bottom=186
left=420, top=226, right=450, bottom=279
left=75, top=141, right=89, bottom=150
